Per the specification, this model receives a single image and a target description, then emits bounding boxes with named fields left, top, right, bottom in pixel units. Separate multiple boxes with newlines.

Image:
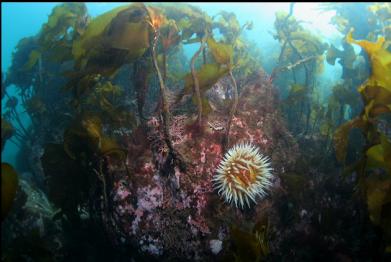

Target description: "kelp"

left=205, top=32, right=239, bottom=151
left=326, top=42, right=356, bottom=81
left=207, top=37, right=234, bottom=66
left=133, top=54, right=151, bottom=120
left=229, top=217, right=270, bottom=262
left=145, top=5, right=166, bottom=31
left=41, top=143, right=85, bottom=222
left=331, top=15, right=350, bottom=35
left=41, top=3, right=87, bottom=42
left=343, top=29, right=391, bottom=129
left=207, top=18, right=245, bottom=151
left=286, top=84, right=308, bottom=103
left=63, top=113, right=126, bottom=161
left=166, top=6, right=216, bottom=126
left=22, top=50, right=41, bottom=71
left=223, top=70, right=239, bottom=151
left=42, top=112, right=126, bottom=224
left=160, top=3, right=212, bottom=50
left=1, top=118, right=14, bottom=152
left=273, top=11, right=301, bottom=41
left=1, top=163, right=19, bottom=221
left=181, top=16, right=211, bottom=43
left=361, top=85, right=391, bottom=119
left=146, top=3, right=187, bottom=173
left=272, top=9, right=327, bottom=88
left=333, top=29, right=391, bottom=252
left=330, top=84, right=359, bottom=109
left=366, top=136, right=391, bottom=174
left=108, top=106, right=137, bottom=130
left=231, top=226, right=262, bottom=261
left=31, top=3, right=89, bottom=64
left=274, top=10, right=350, bottom=137
left=100, top=137, right=127, bottom=161
left=63, top=114, right=103, bottom=159
left=67, top=4, right=151, bottom=102
left=326, top=43, right=356, bottom=69
left=289, top=31, right=327, bottom=55
left=212, top=11, right=243, bottom=45
left=161, top=3, right=205, bottom=22
left=80, top=4, right=150, bottom=68
left=347, top=28, right=391, bottom=91
left=234, top=43, right=262, bottom=80
left=160, top=19, right=181, bottom=81
left=104, top=9, right=150, bottom=58
left=25, top=96, right=47, bottom=116
left=307, top=98, right=327, bottom=136
left=253, top=217, right=270, bottom=258
left=83, top=81, right=123, bottom=113
left=72, top=4, right=130, bottom=61
left=368, top=3, right=391, bottom=46
left=333, top=117, right=366, bottom=163
left=283, top=84, right=310, bottom=130
left=319, top=3, right=373, bottom=39
left=213, top=11, right=240, bottom=35
left=322, top=83, right=363, bottom=138
left=183, top=63, right=229, bottom=96
left=64, top=73, right=102, bottom=104
left=366, top=170, right=391, bottom=225
left=190, top=30, right=209, bottom=125
left=6, top=37, right=39, bottom=89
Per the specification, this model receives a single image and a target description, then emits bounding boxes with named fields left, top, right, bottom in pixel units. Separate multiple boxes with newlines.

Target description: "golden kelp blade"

left=207, top=37, right=233, bottom=65
left=1, top=163, right=19, bottom=221
left=72, top=4, right=131, bottom=60
left=346, top=28, right=391, bottom=91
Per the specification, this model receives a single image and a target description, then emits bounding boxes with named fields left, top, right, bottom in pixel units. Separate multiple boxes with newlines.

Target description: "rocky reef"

left=103, top=71, right=299, bottom=260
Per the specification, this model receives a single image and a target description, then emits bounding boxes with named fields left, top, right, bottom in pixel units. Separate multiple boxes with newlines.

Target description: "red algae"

left=108, top=72, right=299, bottom=259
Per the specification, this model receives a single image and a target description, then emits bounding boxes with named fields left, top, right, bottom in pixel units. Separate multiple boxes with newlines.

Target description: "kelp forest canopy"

left=2, top=2, right=260, bottom=176
left=1, top=2, right=391, bottom=261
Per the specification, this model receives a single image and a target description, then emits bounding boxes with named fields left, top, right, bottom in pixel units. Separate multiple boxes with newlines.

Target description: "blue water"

left=1, top=2, right=344, bottom=166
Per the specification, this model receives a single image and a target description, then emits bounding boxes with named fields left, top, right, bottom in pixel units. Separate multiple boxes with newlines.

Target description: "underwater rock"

left=209, top=239, right=223, bottom=254
left=1, top=177, right=63, bottom=260
left=105, top=71, right=299, bottom=260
